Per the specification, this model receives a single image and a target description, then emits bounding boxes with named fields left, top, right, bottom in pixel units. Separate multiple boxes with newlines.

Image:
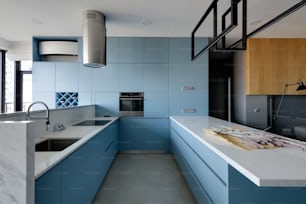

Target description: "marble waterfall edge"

left=0, top=121, right=34, bottom=204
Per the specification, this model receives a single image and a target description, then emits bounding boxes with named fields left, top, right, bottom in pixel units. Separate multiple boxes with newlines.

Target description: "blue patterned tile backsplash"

left=56, top=92, right=78, bottom=108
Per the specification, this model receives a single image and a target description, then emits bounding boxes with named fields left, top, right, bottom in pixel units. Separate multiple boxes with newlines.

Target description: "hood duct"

left=82, top=10, right=106, bottom=68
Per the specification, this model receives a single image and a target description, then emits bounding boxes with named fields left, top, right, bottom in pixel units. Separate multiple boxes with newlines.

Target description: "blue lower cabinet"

left=35, top=121, right=118, bottom=204
left=119, top=118, right=169, bottom=152
left=171, top=135, right=212, bottom=204
left=35, top=164, right=62, bottom=204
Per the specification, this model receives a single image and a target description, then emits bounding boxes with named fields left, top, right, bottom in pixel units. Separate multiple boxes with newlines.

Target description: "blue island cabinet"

left=35, top=121, right=118, bottom=204
left=35, top=163, right=62, bottom=204
left=170, top=119, right=306, bottom=204
left=119, top=118, right=169, bottom=152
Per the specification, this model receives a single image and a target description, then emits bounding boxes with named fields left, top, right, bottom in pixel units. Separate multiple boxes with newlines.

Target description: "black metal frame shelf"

left=191, top=0, right=306, bottom=61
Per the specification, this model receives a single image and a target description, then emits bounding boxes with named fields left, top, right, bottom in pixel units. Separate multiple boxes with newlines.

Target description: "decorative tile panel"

left=56, top=92, right=78, bottom=108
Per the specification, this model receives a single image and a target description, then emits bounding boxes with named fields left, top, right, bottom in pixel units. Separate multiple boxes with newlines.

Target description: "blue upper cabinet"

left=144, top=38, right=169, bottom=63
left=78, top=64, right=93, bottom=92
left=119, top=64, right=144, bottom=92
left=119, top=37, right=144, bottom=63
left=106, top=37, right=120, bottom=63
left=55, top=62, right=78, bottom=92
left=144, top=92, right=169, bottom=118
left=94, top=92, right=119, bottom=116
left=93, top=64, right=120, bottom=92
left=32, top=62, right=56, bottom=93
left=169, top=37, right=208, bottom=64
left=143, top=64, right=169, bottom=92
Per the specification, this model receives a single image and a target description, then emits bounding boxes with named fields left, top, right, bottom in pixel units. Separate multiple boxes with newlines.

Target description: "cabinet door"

left=119, top=64, right=144, bottom=92
left=144, top=38, right=169, bottom=63
left=55, top=62, right=78, bottom=92
left=144, top=92, right=169, bottom=117
left=119, top=118, right=146, bottom=151
left=62, top=141, right=96, bottom=204
left=35, top=164, right=62, bottom=204
left=143, top=64, right=169, bottom=92
left=246, top=38, right=306, bottom=95
left=119, top=118, right=169, bottom=151
left=32, top=62, right=56, bottom=93
left=61, top=123, right=118, bottom=204
left=143, top=118, right=169, bottom=151
left=119, top=37, right=144, bottom=63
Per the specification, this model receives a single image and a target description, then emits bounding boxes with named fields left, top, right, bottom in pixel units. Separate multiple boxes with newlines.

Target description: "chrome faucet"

left=26, top=101, right=50, bottom=131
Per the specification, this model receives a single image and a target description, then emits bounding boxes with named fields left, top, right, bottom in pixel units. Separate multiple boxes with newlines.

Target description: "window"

left=0, top=52, right=32, bottom=113
left=18, top=61, right=32, bottom=111
left=0, top=50, right=6, bottom=113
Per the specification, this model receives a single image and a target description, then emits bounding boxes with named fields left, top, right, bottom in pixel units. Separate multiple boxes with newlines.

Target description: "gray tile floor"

left=93, top=153, right=196, bottom=204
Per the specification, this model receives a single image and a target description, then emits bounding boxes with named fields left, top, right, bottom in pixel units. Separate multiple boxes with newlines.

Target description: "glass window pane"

left=5, top=57, right=14, bottom=113
left=21, top=60, right=32, bottom=71
left=22, top=73, right=32, bottom=111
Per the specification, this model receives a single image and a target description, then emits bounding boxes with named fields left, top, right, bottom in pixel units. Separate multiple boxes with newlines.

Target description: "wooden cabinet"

left=246, top=38, right=306, bottom=95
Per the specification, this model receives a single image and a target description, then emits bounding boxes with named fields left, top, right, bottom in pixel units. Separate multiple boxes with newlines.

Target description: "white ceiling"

left=0, top=0, right=305, bottom=42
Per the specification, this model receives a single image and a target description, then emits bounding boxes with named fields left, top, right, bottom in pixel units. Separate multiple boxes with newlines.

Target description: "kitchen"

left=1, top=0, right=306, bottom=204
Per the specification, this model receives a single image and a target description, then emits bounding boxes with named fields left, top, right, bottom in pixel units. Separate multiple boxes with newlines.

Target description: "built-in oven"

left=119, top=92, right=144, bottom=117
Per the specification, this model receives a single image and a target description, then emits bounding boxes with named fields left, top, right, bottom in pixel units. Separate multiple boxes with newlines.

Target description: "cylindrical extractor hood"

left=82, top=10, right=106, bottom=68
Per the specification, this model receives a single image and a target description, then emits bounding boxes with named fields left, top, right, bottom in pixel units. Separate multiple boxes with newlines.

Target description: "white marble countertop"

left=35, top=117, right=119, bottom=179
left=170, top=116, right=306, bottom=187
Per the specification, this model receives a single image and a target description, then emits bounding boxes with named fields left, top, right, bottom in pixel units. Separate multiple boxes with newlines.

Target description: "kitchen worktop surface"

left=35, top=117, right=119, bottom=179
left=170, top=116, right=306, bottom=187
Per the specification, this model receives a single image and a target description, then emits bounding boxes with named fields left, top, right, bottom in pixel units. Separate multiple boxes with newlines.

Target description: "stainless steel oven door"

left=119, top=96, right=144, bottom=117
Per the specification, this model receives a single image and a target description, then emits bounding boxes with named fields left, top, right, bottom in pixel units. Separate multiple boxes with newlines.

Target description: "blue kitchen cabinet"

left=169, top=63, right=208, bottom=116
left=169, top=37, right=208, bottom=64
left=106, top=37, right=120, bottom=63
left=94, top=92, right=119, bottom=116
left=35, top=163, right=62, bottom=204
left=62, top=121, right=118, bottom=204
left=171, top=127, right=228, bottom=204
left=119, top=64, right=144, bottom=92
left=119, top=37, right=144, bottom=63
left=35, top=121, right=118, bottom=204
left=143, top=64, right=169, bottom=92
left=32, top=62, right=56, bottom=93
left=170, top=119, right=306, bottom=204
left=55, top=62, right=78, bottom=92
left=168, top=38, right=209, bottom=116
left=171, top=134, right=212, bottom=204
left=93, top=64, right=120, bottom=92
left=144, top=38, right=169, bottom=63
left=119, top=118, right=169, bottom=152
left=144, top=92, right=168, bottom=117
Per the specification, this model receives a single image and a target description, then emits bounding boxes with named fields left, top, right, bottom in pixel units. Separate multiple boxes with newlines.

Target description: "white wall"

left=0, top=37, right=32, bottom=60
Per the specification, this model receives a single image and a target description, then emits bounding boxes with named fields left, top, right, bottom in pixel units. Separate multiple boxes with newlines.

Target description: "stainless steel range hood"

left=82, top=10, right=106, bottom=68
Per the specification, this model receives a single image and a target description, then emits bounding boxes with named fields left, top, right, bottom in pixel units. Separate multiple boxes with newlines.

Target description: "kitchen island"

left=35, top=116, right=119, bottom=178
left=170, top=116, right=306, bottom=204
left=35, top=117, right=119, bottom=204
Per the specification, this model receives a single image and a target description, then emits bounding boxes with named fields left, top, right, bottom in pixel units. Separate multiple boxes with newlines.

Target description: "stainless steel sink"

left=35, top=138, right=80, bottom=152
left=72, top=120, right=111, bottom=126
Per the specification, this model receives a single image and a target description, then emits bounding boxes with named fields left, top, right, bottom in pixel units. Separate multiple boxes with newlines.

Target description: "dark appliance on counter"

left=119, top=92, right=144, bottom=117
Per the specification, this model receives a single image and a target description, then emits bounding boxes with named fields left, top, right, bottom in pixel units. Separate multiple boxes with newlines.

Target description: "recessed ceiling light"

left=32, top=18, right=43, bottom=25
left=142, top=20, right=152, bottom=26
